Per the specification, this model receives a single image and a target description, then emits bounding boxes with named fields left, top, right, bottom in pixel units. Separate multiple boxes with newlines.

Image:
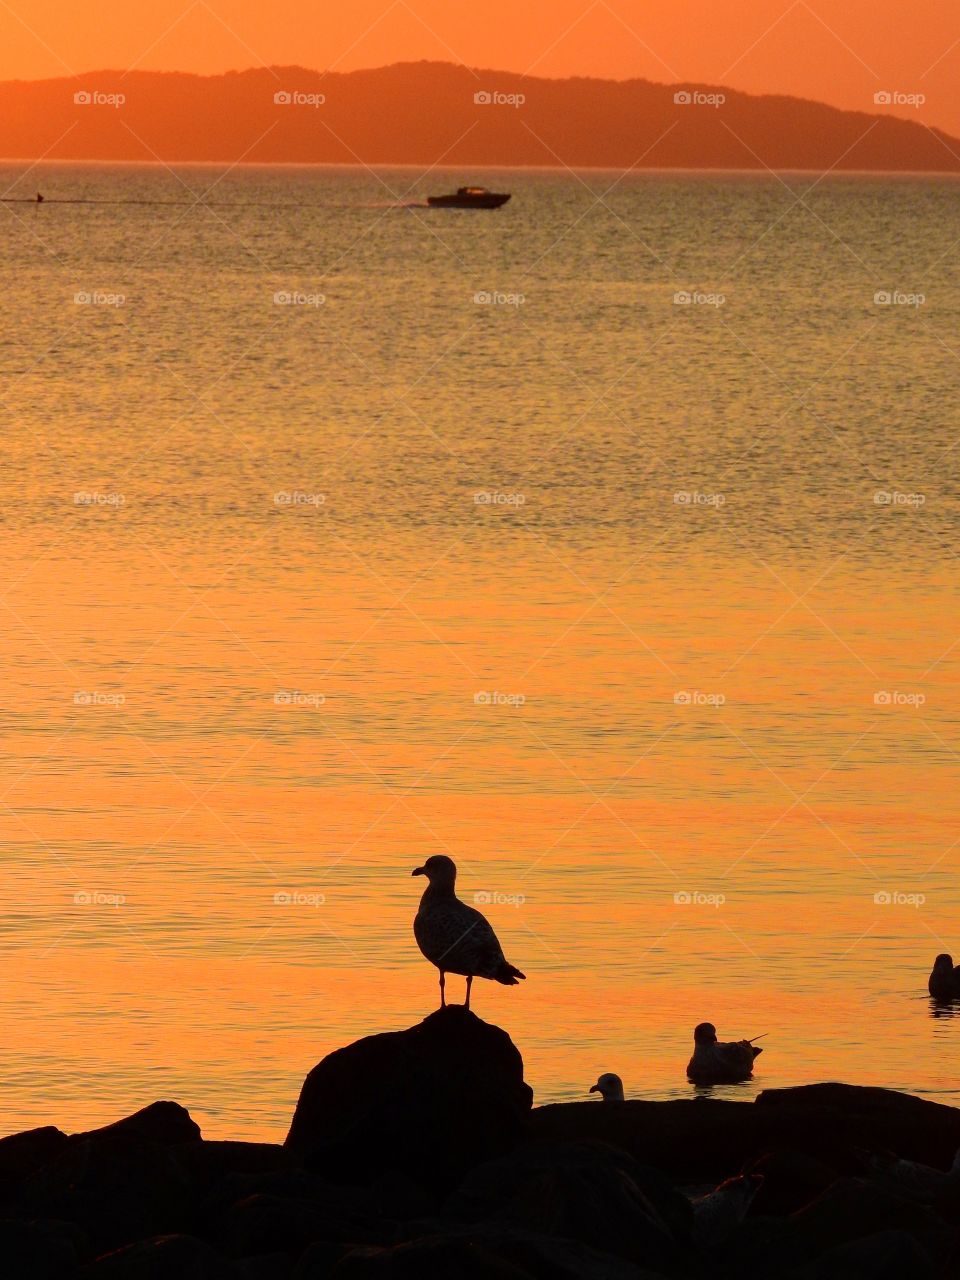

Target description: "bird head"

left=933, top=953, right=955, bottom=970
left=589, top=1072, right=624, bottom=1102
left=694, top=1022, right=718, bottom=1045
left=411, top=855, right=457, bottom=887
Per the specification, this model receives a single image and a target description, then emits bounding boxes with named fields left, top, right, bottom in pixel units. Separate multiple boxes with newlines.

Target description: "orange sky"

left=2, top=1, right=960, bottom=135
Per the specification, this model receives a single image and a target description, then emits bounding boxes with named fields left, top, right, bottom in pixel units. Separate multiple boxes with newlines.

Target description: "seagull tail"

left=497, top=963, right=526, bottom=985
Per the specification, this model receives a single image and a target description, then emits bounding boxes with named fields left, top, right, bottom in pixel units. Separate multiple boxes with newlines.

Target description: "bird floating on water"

left=411, top=855, right=526, bottom=1009
left=928, top=953, right=960, bottom=1001
left=589, top=1072, right=625, bottom=1102
left=687, top=1022, right=763, bottom=1085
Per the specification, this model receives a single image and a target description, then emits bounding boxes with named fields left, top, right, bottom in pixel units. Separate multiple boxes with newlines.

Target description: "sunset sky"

left=3, top=0, right=960, bottom=137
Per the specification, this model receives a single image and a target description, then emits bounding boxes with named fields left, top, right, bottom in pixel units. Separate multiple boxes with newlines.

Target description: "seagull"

left=411, top=855, right=526, bottom=1009
left=928, top=953, right=960, bottom=1001
left=589, top=1072, right=625, bottom=1102
left=692, top=1174, right=764, bottom=1244
left=687, top=1022, right=763, bottom=1084
left=860, top=1146, right=960, bottom=1201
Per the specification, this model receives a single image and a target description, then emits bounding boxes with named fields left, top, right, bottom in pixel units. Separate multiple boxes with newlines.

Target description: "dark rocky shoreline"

left=1, top=1007, right=957, bottom=1278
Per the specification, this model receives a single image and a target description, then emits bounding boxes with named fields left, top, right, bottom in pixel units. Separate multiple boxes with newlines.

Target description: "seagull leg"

left=465, top=974, right=472, bottom=1009
left=439, top=970, right=446, bottom=1008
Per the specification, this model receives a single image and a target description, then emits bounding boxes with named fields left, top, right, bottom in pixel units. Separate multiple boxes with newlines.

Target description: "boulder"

left=81, top=1233, right=239, bottom=1278
left=285, top=1007, right=532, bottom=1192
left=0, top=1127, right=69, bottom=1199
left=756, top=1085, right=960, bottom=1170
left=800, top=1228, right=936, bottom=1280
left=446, top=1141, right=692, bottom=1272
left=786, top=1177, right=945, bottom=1263
left=75, top=1102, right=201, bottom=1148
left=746, top=1149, right=842, bottom=1217
left=20, top=1131, right=193, bottom=1255
left=208, top=1192, right=398, bottom=1259
left=0, top=1216, right=85, bottom=1279
left=329, top=1227, right=657, bottom=1280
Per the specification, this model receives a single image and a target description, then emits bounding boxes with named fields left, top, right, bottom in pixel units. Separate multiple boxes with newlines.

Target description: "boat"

left=427, top=187, right=511, bottom=210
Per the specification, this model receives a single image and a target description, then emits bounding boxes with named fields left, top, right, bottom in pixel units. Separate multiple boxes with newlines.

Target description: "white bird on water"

left=412, top=855, right=526, bottom=1009
left=589, top=1073, right=625, bottom=1102
left=687, top=1022, right=763, bottom=1084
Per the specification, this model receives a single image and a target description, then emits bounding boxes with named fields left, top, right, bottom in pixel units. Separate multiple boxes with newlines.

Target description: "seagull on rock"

left=589, top=1073, right=625, bottom=1102
left=412, top=855, right=526, bottom=1009
left=687, top=1022, right=763, bottom=1084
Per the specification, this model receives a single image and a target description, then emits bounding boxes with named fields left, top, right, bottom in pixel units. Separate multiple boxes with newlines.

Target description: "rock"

left=446, top=1141, right=692, bottom=1272
left=20, top=1131, right=193, bottom=1255
left=75, top=1102, right=202, bottom=1148
left=236, top=1254, right=296, bottom=1279
left=81, top=1233, right=239, bottom=1278
left=329, top=1228, right=656, bottom=1280
left=285, top=1008, right=532, bottom=1193
left=0, top=1127, right=69, bottom=1198
left=756, top=1085, right=960, bottom=1171
left=174, top=1143, right=290, bottom=1195
left=208, top=1192, right=398, bottom=1259
left=747, top=1150, right=841, bottom=1217
left=786, top=1177, right=944, bottom=1263
left=800, top=1228, right=936, bottom=1279
left=0, top=1217, right=85, bottom=1279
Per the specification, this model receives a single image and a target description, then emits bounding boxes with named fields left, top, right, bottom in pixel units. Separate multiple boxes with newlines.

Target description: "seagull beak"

left=589, top=1084, right=600, bottom=1094
left=411, top=866, right=425, bottom=877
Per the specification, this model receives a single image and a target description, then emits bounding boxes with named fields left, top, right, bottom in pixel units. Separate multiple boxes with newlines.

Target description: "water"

left=0, top=161, right=959, bottom=1140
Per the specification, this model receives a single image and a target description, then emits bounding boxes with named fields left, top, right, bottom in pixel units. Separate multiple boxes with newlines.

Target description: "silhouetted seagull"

left=928, top=954, right=960, bottom=1000
left=861, top=1146, right=960, bottom=1201
left=687, top=1022, right=763, bottom=1084
left=693, top=1174, right=764, bottom=1244
left=589, top=1072, right=625, bottom=1101
left=411, top=855, right=526, bottom=1008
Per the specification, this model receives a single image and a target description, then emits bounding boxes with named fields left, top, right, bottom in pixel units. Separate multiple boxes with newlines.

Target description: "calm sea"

left=0, top=162, right=958, bottom=1139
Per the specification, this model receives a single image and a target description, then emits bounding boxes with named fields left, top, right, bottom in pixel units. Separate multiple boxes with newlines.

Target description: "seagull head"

left=589, top=1072, right=625, bottom=1102
left=933, top=953, right=955, bottom=970
left=411, top=854, right=457, bottom=887
left=694, top=1022, right=718, bottom=1045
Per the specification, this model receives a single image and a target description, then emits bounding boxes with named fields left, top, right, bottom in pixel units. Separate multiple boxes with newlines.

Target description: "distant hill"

left=1, top=61, right=957, bottom=172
